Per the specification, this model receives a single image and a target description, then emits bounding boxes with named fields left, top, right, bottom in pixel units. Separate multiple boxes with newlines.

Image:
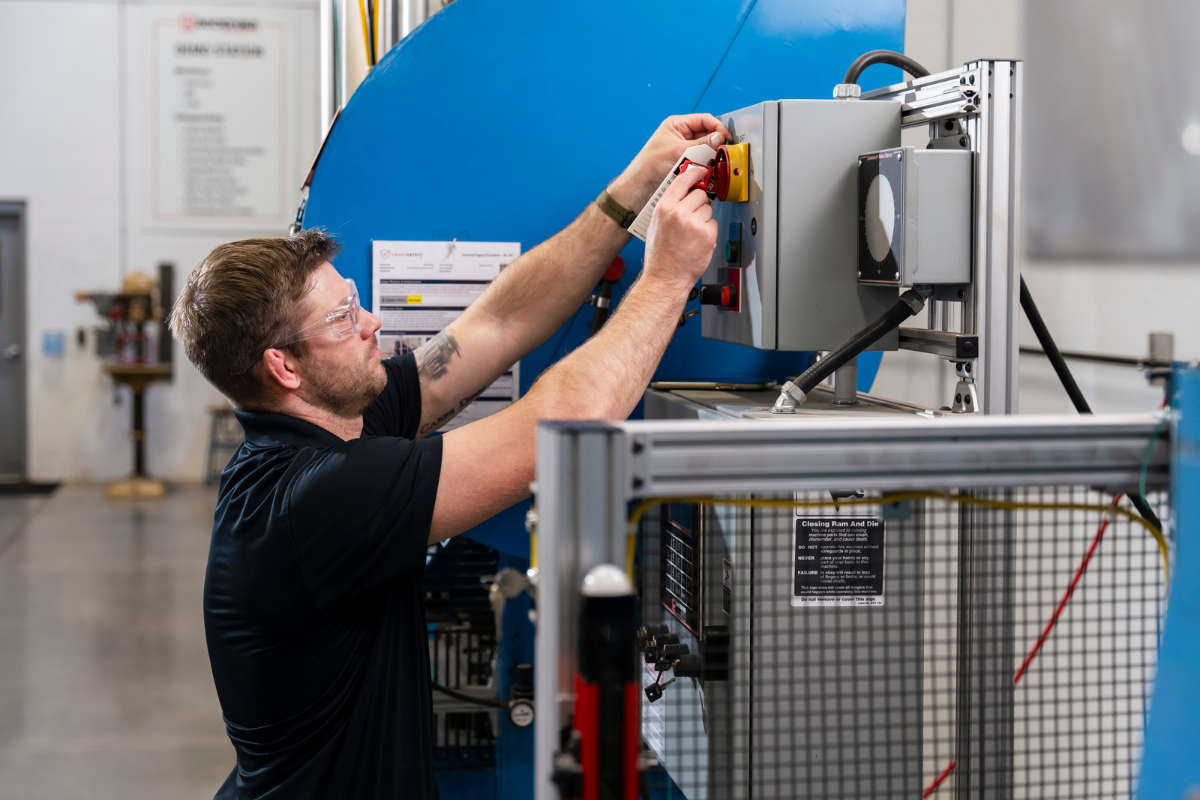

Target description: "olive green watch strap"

left=595, top=189, right=637, bottom=229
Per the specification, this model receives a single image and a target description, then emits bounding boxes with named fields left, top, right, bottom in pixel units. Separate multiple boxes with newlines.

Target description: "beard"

left=301, top=340, right=387, bottom=419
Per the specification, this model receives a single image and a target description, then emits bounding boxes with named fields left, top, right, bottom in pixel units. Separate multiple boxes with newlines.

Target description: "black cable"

left=1019, top=278, right=1092, bottom=414
left=843, top=50, right=931, bottom=85
left=786, top=289, right=927, bottom=395
left=431, top=683, right=512, bottom=709
left=1019, top=277, right=1164, bottom=534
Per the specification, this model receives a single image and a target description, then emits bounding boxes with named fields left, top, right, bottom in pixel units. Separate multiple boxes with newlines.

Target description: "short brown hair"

left=169, top=229, right=341, bottom=407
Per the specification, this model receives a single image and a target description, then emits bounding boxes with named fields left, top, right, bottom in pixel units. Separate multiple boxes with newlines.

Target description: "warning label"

left=792, top=517, right=885, bottom=606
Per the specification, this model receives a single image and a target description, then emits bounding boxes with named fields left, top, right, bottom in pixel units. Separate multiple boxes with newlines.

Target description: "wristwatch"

left=595, top=189, right=637, bottom=229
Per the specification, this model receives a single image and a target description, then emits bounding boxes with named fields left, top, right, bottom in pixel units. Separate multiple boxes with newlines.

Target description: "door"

left=0, top=203, right=26, bottom=480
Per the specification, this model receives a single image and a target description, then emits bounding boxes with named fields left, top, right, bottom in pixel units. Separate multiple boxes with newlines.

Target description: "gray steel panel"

left=905, top=149, right=973, bottom=286
left=749, top=498, right=923, bottom=797
left=775, top=100, right=901, bottom=350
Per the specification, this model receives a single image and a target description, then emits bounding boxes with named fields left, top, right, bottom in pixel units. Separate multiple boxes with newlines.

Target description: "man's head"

left=170, top=230, right=386, bottom=418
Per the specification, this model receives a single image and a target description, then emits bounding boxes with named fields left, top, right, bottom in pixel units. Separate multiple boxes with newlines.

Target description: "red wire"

left=1013, top=493, right=1123, bottom=685
left=922, top=760, right=956, bottom=798
left=926, top=494, right=1125, bottom=796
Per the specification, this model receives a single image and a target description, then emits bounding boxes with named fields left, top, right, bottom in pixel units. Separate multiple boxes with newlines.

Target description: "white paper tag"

left=628, top=144, right=717, bottom=241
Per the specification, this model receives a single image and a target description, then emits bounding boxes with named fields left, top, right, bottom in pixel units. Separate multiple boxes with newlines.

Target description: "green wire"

left=1140, top=406, right=1171, bottom=501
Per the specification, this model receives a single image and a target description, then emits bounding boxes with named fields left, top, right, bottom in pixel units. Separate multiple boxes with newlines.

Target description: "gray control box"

left=858, top=147, right=973, bottom=286
left=701, top=100, right=902, bottom=352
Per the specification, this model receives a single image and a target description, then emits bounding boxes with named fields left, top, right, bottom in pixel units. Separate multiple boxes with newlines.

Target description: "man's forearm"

left=462, top=172, right=655, bottom=362
left=430, top=272, right=692, bottom=539
left=522, top=270, right=691, bottom=421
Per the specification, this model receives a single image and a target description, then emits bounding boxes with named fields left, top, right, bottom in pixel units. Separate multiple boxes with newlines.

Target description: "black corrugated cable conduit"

left=843, top=50, right=931, bottom=85
left=1019, top=277, right=1164, bottom=534
left=774, top=288, right=929, bottom=411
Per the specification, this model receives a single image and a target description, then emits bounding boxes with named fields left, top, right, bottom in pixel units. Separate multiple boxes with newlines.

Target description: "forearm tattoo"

left=415, top=327, right=461, bottom=385
left=418, top=386, right=486, bottom=436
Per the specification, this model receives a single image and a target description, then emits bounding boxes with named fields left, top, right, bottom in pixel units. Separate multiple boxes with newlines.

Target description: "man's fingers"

left=676, top=181, right=713, bottom=214
left=671, top=113, right=732, bottom=143
left=686, top=132, right=732, bottom=151
left=660, top=165, right=705, bottom=207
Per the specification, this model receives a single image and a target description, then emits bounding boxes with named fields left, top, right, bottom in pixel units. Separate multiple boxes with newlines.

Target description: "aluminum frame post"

left=955, top=497, right=1015, bottom=800
left=864, top=60, right=1024, bottom=415
left=534, top=421, right=628, bottom=800
left=962, top=60, right=1023, bottom=415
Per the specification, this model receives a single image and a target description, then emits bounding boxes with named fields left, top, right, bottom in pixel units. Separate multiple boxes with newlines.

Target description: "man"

left=169, top=113, right=728, bottom=799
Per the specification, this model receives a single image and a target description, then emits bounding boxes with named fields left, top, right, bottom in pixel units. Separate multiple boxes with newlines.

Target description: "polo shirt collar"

left=235, top=408, right=346, bottom=449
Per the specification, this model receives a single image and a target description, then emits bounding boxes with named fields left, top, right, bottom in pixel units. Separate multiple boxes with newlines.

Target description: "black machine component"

left=423, top=538, right=501, bottom=769
left=555, top=565, right=639, bottom=800
left=588, top=256, right=626, bottom=336
left=660, top=503, right=702, bottom=634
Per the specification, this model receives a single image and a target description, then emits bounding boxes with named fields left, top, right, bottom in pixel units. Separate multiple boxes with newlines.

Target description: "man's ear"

left=261, top=348, right=302, bottom=392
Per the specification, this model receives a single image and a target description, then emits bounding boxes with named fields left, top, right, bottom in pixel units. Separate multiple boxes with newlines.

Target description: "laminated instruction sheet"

left=372, top=240, right=521, bottom=431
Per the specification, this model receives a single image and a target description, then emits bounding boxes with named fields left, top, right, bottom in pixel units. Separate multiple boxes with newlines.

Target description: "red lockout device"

left=676, top=158, right=717, bottom=195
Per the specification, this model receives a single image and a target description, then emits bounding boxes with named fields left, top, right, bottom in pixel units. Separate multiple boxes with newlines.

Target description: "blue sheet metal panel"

left=494, top=556, right=536, bottom=800
left=304, top=0, right=906, bottom=556
left=1138, top=364, right=1200, bottom=800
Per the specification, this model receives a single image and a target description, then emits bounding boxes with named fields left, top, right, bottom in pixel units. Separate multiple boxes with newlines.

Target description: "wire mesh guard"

left=635, top=488, right=1168, bottom=799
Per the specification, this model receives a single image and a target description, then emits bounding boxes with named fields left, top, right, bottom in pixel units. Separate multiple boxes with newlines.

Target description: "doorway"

left=0, top=202, right=27, bottom=480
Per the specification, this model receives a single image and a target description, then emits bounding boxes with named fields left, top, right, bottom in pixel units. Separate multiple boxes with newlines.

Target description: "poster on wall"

left=372, top=240, right=521, bottom=433
left=129, top=5, right=318, bottom=232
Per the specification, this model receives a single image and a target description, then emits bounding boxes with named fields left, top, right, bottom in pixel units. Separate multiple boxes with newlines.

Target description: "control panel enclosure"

left=702, top=100, right=902, bottom=351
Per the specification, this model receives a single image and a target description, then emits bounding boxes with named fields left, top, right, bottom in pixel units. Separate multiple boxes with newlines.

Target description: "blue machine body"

left=303, top=1, right=905, bottom=797
left=1138, top=363, right=1200, bottom=800
left=304, top=0, right=906, bottom=561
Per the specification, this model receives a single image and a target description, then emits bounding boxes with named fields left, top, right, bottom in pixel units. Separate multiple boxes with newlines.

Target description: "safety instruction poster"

left=372, top=240, right=521, bottom=431
left=147, top=11, right=292, bottom=224
left=791, top=517, right=886, bottom=607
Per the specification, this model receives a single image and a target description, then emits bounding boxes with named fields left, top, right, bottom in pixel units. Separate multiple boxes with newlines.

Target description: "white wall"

left=871, top=0, right=1200, bottom=414
left=0, top=0, right=319, bottom=482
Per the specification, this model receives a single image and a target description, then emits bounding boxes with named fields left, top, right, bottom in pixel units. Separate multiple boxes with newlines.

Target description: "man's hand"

left=609, top=114, right=732, bottom=212
left=642, top=165, right=718, bottom=293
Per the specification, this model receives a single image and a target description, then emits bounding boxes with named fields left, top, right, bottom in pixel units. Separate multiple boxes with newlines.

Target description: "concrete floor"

left=0, top=486, right=234, bottom=799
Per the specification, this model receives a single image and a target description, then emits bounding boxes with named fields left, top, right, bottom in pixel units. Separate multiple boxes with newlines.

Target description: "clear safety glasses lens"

left=280, top=279, right=361, bottom=345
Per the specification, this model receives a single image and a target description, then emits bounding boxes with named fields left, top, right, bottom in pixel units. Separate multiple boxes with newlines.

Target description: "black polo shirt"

left=206, top=353, right=443, bottom=799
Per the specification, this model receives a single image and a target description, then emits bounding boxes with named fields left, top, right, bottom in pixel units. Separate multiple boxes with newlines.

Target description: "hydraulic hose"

left=774, top=289, right=928, bottom=412
left=843, top=50, right=931, bottom=85
left=1019, top=277, right=1164, bottom=535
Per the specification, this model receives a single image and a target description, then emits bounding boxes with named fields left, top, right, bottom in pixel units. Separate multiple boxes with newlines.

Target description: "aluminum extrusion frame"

left=533, top=414, right=1168, bottom=799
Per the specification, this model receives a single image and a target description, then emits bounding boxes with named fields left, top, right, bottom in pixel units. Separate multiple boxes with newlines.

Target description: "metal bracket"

left=861, top=65, right=983, bottom=126
left=899, top=329, right=979, bottom=360
left=950, top=360, right=980, bottom=414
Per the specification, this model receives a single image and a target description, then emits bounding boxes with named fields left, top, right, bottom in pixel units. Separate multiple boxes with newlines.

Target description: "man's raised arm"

left=428, top=165, right=717, bottom=541
left=412, top=114, right=729, bottom=437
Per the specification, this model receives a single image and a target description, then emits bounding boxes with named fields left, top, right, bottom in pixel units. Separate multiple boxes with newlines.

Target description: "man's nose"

left=362, top=310, right=383, bottom=337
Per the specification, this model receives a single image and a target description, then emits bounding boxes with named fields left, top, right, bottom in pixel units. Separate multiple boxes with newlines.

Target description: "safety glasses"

left=275, top=278, right=362, bottom=347
left=235, top=278, right=362, bottom=375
